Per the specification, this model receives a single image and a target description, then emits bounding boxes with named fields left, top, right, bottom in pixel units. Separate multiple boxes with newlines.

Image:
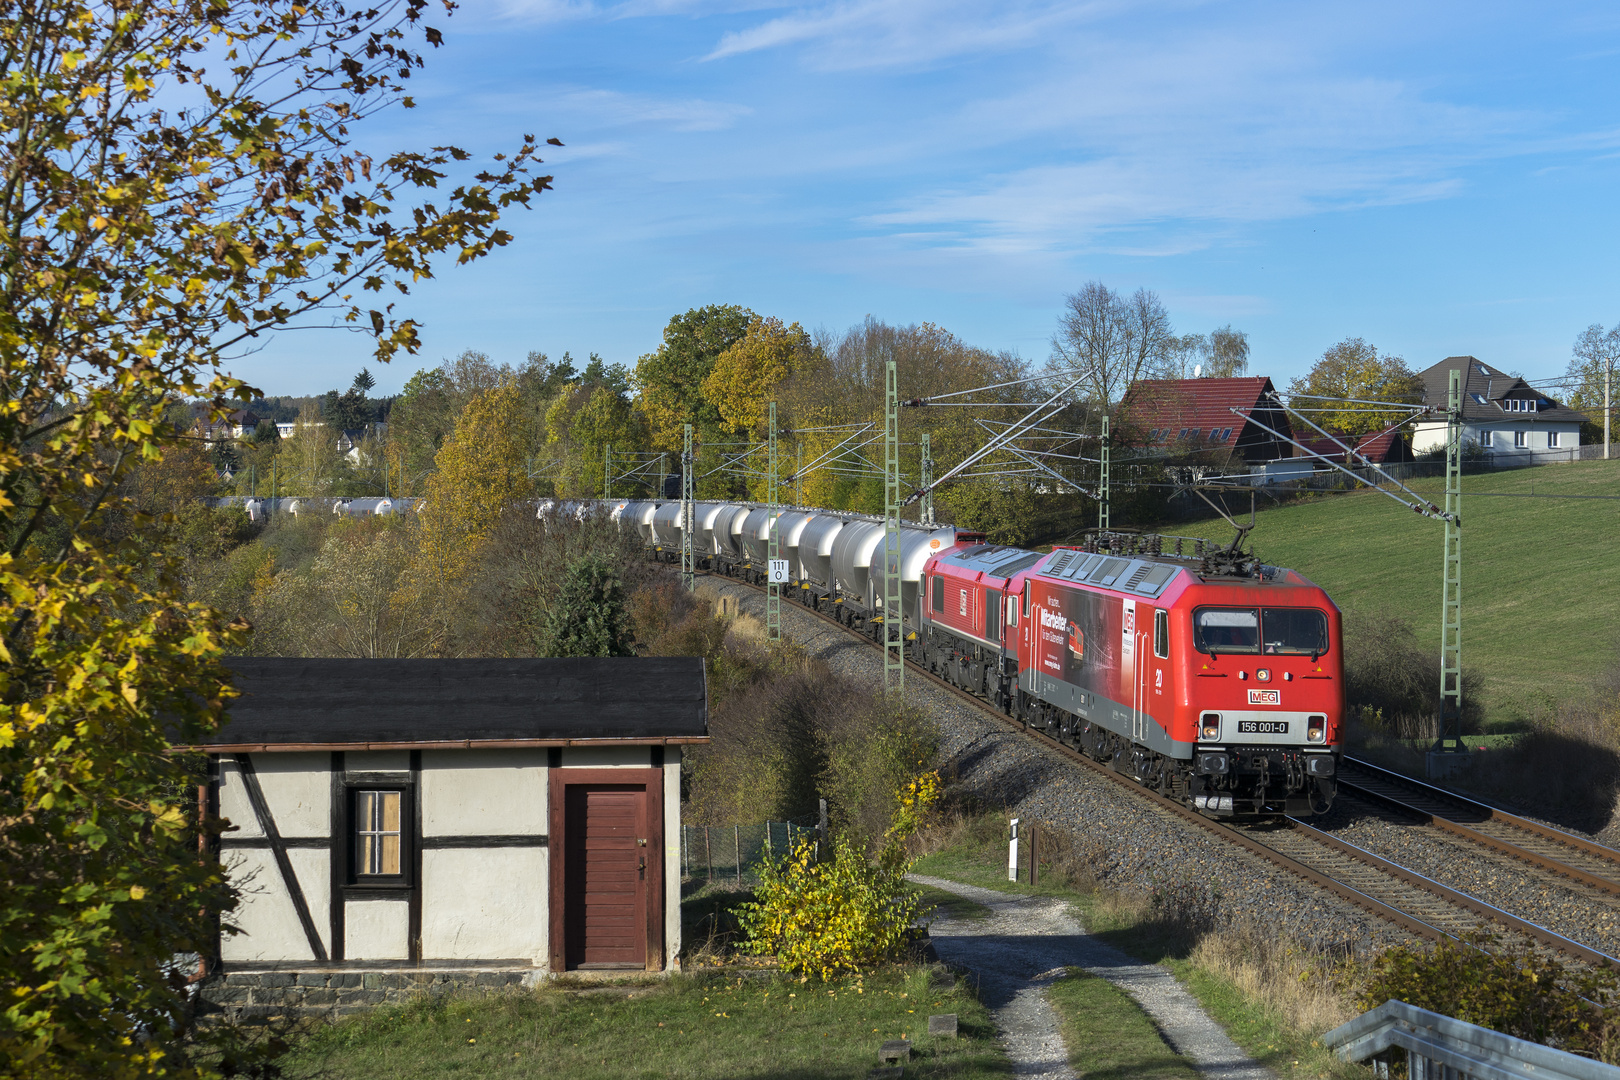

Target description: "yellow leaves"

left=128, top=886, right=147, bottom=901
left=702, top=316, right=814, bottom=436
left=62, top=50, right=86, bottom=70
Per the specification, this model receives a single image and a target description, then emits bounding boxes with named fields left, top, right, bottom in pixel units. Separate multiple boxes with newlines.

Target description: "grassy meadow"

left=1169, top=456, right=1620, bottom=720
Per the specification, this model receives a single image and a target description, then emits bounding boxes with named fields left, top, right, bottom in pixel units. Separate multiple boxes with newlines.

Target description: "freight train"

left=591, top=498, right=1342, bottom=818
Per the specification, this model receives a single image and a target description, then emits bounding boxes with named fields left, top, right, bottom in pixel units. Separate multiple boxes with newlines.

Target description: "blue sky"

left=234, top=0, right=1620, bottom=397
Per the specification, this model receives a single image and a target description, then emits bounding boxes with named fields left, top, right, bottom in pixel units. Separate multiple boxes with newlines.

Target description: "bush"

left=1342, top=609, right=1484, bottom=738
left=537, top=552, right=634, bottom=657
left=1356, top=933, right=1620, bottom=1059
left=739, top=773, right=939, bottom=980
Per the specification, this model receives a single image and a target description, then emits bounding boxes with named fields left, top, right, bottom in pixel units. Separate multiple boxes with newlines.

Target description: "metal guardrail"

left=1323, top=1000, right=1620, bottom=1080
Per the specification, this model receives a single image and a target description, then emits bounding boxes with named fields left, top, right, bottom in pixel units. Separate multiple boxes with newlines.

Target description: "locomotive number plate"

left=1238, top=720, right=1289, bottom=734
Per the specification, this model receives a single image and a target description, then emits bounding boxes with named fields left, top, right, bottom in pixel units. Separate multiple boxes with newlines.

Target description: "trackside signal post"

left=1432, top=369, right=1466, bottom=767
left=883, top=360, right=904, bottom=692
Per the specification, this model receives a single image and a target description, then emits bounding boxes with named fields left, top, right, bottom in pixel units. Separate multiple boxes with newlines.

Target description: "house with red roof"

left=1117, top=377, right=1296, bottom=464
left=1294, top=424, right=1414, bottom=466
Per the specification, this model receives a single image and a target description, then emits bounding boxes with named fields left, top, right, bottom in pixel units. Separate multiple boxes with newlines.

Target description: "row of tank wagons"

left=607, top=499, right=970, bottom=632
left=209, top=496, right=425, bottom=521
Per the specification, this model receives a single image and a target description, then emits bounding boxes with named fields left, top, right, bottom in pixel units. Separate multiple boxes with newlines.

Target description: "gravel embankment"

left=1311, top=801, right=1620, bottom=959
left=697, top=576, right=1410, bottom=956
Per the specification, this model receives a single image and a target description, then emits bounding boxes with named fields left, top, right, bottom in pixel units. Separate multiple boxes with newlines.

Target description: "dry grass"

left=1187, top=928, right=1355, bottom=1035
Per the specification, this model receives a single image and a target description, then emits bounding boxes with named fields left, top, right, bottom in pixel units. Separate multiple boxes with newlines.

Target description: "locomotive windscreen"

left=1194, top=608, right=1258, bottom=653
left=1260, top=608, right=1329, bottom=655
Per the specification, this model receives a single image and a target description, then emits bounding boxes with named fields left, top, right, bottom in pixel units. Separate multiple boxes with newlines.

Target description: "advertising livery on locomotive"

left=603, top=497, right=1342, bottom=818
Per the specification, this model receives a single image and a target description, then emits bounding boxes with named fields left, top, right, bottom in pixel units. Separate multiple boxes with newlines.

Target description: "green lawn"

left=1170, top=457, right=1620, bottom=719
left=1048, top=969, right=1200, bottom=1080
left=278, top=967, right=1008, bottom=1080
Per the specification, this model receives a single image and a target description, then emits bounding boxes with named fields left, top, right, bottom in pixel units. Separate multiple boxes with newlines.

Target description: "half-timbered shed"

left=191, top=657, right=707, bottom=1020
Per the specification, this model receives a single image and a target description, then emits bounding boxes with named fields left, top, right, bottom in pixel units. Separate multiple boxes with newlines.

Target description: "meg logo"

left=1248, top=689, right=1281, bottom=705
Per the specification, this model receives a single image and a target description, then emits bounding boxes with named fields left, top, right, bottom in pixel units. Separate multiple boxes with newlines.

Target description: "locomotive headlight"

left=1307, top=715, right=1327, bottom=742
left=1256, top=668, right=1271, bottom=682
left=1200, top=712, right=1220, bottom=740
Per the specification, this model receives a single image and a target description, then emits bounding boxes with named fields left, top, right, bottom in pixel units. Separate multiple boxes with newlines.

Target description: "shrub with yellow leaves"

left=739, top=771, right=940, bottom=980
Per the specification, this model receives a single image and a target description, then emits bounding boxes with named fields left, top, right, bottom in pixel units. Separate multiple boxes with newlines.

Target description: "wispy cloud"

left=702, top=0, right=1125, bottom=68
left=558, top=88, right=752, bottom=131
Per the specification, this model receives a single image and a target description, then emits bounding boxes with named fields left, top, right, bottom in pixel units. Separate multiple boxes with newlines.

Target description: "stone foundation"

left=198, top=965, right=540, bottom=1023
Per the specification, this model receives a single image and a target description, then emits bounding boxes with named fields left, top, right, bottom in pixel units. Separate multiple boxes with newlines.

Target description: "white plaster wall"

left=217, top=758, right=260, bottom=838
left=1413, top=420, right=1582, bottom=454
left=562, top=745, right=654, bottom=768
left=421, top=849, right=547, bottom=961
left=251, top=753, right=331, bottom=837
left=664, top=752, right=681, bottom=970
left=345, top=900, right=410, bottom=959
left=421, top=750, right=547, bottom=836
left=346, top=750, right=410, bottom=773
left=220, top=848, right=330, bottom=961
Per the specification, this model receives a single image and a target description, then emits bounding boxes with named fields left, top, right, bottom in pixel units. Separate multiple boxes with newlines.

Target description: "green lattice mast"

left=1098, top=413, right=1111, bottom=532
left=766, top=400, right=781, bottom=642
left=1437, top=368, right=1464, bottom=754
left=681, top=423, right=695, bottom=592
left=883, top=360, right=904, bottom=691
left=920, top=431, right=934, bottom=526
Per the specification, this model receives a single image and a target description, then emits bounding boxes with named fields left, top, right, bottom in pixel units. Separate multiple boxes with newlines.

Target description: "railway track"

left=1338, top=756, right=1620, bottom=897
left=703, top=567, right=1620, bottom=967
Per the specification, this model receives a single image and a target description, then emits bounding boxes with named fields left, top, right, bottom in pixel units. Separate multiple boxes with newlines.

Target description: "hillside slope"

left=1166, top=457, right=1620, bottom=720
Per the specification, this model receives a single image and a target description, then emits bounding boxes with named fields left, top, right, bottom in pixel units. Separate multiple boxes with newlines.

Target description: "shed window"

left=1154, top=608, right=1169, bottom=659
left=931, top=574, right=944, bottom=612
left=354, top=790, right=404, bottom=877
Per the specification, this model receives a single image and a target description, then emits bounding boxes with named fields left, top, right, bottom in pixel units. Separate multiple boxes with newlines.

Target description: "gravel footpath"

left=697, top=576, right=1409, bottom=956
left=913, top=873, right=1275, bottom=1080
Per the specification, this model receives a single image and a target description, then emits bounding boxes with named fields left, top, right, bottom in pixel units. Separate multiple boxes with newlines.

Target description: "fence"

left=681, top=822, right=815, bottom=889
left=1323, top=999, right=1620, bottom=1080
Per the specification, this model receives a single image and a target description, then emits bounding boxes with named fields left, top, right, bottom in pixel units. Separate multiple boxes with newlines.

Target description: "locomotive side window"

left=1261, top=608, right=1329, bottom=655
left=932, top=574, right=944, bottom=612
left=986, top=592, right=1001, bottom=642
left=1154, top=608, right=1169, bottom=659
left=1193, top=607, right=1259, bottom=653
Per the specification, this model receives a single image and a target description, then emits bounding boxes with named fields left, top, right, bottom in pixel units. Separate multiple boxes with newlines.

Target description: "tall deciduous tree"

left=1287, top=338, right=1423, bottom=435
left=1049, top=282, right=1178, bottom=407
left=414, top=380, right=534, bottom=591
left=633, top=304, right=753, bottom=450
left=1568, top=324, right=1619, bottom=447
left=0, top=0, right=550, bottom=1068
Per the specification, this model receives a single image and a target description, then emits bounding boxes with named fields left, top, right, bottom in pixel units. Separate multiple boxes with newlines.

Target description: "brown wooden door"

left=563, top=785, right=646, bottom=968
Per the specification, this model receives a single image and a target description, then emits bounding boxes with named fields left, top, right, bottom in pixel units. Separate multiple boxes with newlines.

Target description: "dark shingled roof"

left=1419, top=356, right=1588, bottom=425
left=197, top=657, right=708, bottom=750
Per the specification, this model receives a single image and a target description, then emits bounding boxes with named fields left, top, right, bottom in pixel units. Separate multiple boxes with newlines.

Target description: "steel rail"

left=703, top=565, right=1620, bottom=965
left=1341, top=756, right=1620, bottom=871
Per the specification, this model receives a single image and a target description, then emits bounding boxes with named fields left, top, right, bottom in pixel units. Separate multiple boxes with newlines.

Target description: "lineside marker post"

left=767, top=401, right=782, bottom=642
left=883, top=360, right=905, bottom=693
left=681, top=424, right=695, bottom=592
left=1098, top=413, right=1111, bottom=532
left=1432, top=368, right=1465, bottom=768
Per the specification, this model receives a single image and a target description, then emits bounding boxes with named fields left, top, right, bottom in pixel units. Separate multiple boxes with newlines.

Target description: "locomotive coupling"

left=1195, top=752, right=1229, bottom=776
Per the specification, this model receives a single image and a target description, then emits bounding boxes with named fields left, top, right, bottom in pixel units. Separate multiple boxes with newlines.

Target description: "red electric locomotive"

left=915, top=533, right=1342, bottom=817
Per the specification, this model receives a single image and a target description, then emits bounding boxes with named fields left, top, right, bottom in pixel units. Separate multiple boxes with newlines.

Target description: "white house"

left=190, top=656, right=708, bottom=1022
left=1411, top=357, right=1587, bottom=461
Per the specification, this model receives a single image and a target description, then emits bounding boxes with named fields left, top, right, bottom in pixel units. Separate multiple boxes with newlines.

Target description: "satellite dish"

left=1193, top=364, right=1202, bottom=378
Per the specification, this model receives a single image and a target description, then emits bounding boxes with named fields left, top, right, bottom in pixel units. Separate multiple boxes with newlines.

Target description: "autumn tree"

left=0, top=0, right=551, bottom=1068
left=633, top=304, right=753, bottom=450
left=414, top=380, right=535, bottom=592
left=1287, top=338, right=1423, bottom=435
